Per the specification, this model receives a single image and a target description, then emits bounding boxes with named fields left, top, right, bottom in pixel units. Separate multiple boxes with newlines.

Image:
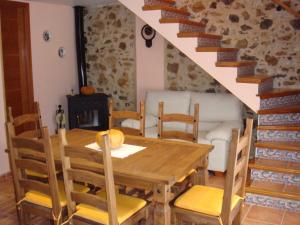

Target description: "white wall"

left=136, top=17, right=165, bottom=105
left=0, top=1, right=78, bottom=175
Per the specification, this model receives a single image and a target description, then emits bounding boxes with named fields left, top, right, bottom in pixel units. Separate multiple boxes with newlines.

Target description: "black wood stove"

left=67, top=93, right=108, bottom=131
left=67, top=6, right=109, bottom=131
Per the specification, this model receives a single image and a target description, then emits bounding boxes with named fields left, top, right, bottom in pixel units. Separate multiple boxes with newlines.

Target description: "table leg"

left=197, top=167, right=208, bottom=185
left=193, top=155, right=209, bottom=185
left=153, top=184, right=172, bottom=225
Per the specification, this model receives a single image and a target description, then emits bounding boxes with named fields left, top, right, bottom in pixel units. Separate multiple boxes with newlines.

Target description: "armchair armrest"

left=205, top=121, right=243, bottom=142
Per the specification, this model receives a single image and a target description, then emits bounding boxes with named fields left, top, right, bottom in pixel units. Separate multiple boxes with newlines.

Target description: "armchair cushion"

left=205, top=121, right=243, bottom=142
left=145, top=127, right=159, bottom=138
left=145, top=91, right=191, bottom=131
left=121, top=115, right=157, bottom=129
left=187, top=121, right=220, bottom=132
left=190, top=93, right=243, bottom=122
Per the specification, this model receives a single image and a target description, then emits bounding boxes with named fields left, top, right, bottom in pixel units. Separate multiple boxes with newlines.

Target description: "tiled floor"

left=200, top=175, right=300, bottom=225
left=0, top=175, right=299, bottom=225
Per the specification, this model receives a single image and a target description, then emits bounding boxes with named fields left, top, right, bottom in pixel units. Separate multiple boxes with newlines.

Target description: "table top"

left=51, top=129, right=213, bottom=186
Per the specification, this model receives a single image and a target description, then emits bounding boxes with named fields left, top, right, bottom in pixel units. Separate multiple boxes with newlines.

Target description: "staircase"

left=246, top=89, right=300, bottom=211
left=118, top=0, right=300, bottom=211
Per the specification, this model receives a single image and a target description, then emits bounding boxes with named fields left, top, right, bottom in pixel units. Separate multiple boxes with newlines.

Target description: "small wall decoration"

left=43, top=30, right=51, bottom=42
left=58, top=47, right=66, bottom=58
left=141, top=24, right=156, bottom=48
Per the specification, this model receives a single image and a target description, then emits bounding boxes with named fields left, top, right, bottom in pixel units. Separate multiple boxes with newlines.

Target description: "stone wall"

left=165, top=42, right=228, bottom=93
left=168, top=0, right=300, bottom=89
left=84, top=4, right=136, bottom=110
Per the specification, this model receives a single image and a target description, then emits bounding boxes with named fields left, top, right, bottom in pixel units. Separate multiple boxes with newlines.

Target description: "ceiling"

left=28, top=0, right=118, bottom=7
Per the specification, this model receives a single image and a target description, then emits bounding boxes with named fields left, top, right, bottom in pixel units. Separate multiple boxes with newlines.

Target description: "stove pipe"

left=74, top=6, right=87, bottom=90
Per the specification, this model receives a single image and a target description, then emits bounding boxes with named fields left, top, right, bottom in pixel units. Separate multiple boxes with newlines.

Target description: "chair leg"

left=16, top=206, right=22, bottom=225
left=52, top=217, right=63, bottom=225
left=173, top=213, right=179, bottom=225
left=232, top=210, right=242, bottom=225
left=19, top=209, right=28, bottom=225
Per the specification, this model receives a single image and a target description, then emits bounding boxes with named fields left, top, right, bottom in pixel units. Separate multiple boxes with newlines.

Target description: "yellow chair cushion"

left=26, top=169, right=60, bottom=179
left=24, top=180, right=89, bottom=208
left=75, top=189, right=147, bottom=224
left=177, top=169, right=196, bottom=183
left=174, top=185, right=242, bottom=217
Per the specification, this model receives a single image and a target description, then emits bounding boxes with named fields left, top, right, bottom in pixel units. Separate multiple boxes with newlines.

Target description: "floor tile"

left=242, top=219, right=279, bottom=225
left=281, top=211, right=300, bottom=225
left=208, top=174, right=224, bottom=188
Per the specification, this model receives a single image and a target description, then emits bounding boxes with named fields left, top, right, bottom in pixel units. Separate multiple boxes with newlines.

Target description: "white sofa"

left=122, top=90, right=243, bottom=172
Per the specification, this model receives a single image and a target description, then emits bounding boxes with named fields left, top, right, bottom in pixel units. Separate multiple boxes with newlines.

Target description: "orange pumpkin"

left=80, top=86, right=95, bottom=95
left=96, top=129, right=124, bottom=149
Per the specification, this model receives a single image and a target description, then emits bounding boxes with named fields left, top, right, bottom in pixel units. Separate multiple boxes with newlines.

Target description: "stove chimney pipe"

left=74, top=6, right=87, bottom=91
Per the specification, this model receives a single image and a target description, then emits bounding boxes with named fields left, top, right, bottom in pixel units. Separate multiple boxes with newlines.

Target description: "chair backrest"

left=59, top=129, right=118, bottom=225
left=109, top=98, right=145, bottom=137
left=221, top=118, right=253, bottom=224
left=6, top=122, right=61, bottom=217
left=158, top=101, right=199, bottom=143
left=8, top=102, right=43, bottom=138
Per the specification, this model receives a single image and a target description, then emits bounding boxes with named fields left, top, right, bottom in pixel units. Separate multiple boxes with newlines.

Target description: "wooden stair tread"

left=177, top=32, right=222, bottom=39
left=258, top=88, right=300, bottom=99
left=249, top=158, right=300, bottom=175
left=257, top=125, right=300, bottom=131
left=246, top=185, right=300, bottom=201
left=161, top=0, right=176, bottom=3
left=236, top=75, right=272, bottom=84
left=215, top=61, right=257, bottom=67
left=196, top=47, right=238, bottom=52
left=255, top=141, right=300, bottom=152
left=258, top=104, right=300, bottom=115
left=143, top=5, right=190, bottom=16
left=159, top=18, right=205, bottom=27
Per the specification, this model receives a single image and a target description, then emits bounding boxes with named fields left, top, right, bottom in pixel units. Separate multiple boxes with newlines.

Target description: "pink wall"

left=136, top=17, right=164, bottom=105
left=29, top=1, right=78, bottom=133
left=0, top=2, right=164, bottom=175
left=0, top=1, right=78, bottom=175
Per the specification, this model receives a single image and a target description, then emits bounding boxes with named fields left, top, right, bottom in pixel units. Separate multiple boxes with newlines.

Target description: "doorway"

left=0, top=0, right=34, bottom=119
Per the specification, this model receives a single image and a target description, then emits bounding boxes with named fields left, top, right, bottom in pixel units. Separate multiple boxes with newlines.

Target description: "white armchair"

left=189, top=92, right=243, bottom=172
left=122, top=90, right=243, bottom=172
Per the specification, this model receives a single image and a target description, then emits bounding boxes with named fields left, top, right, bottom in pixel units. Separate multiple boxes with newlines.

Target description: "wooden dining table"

left=50, top=129, right=213, bottom=225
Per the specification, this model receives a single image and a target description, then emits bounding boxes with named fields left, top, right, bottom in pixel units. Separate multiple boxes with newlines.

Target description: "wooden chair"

left=172, top=118, right=254, bottom=225
left=6, top=122, right=89, bottom=225
left=158, top=101, right=199, bottom=143
left=58, top=129, right=149, bottom=225
left=7, top=102, right=59, bottom=179
left=8, top=101, right=43, bottom=139
left=157, top=101, right=200, bottom=196
left=109, top=99, right=145, bottom=136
